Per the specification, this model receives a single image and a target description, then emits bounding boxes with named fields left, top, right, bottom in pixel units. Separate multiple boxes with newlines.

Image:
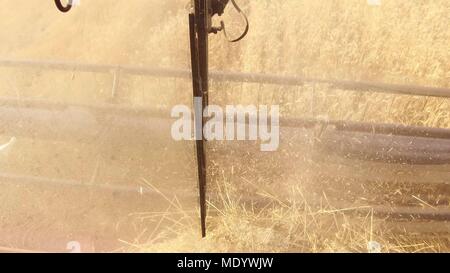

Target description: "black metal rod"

left=189, top=11, right=208, bottom=238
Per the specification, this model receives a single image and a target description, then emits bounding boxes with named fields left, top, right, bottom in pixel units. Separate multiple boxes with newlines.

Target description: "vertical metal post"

left=197, top=0, right=210, bottom=107
left=189, top=0, right=210, bottom=238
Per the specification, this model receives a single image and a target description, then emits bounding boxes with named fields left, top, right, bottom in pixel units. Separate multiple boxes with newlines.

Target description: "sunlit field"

left=140, top=0, right=450, bottom=253
left=0, top=0, right=448, bottom=252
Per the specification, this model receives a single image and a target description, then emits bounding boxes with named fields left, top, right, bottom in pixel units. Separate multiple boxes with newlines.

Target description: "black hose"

left=55, top=0, right=72, bottom=13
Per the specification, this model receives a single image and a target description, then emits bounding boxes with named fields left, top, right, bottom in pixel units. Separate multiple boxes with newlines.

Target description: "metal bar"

left=198, top=0, right=210, bottom=106
left=224, top=196, right=450, bottom=222
left=316, top=201, right=450, bottom=221
left=318, top=129, right=450, bottom=165
left=189, top=7, right=208, bottom=238
left=282, top=117, right=450, bottom=139
left=0, top=59, right=191, bottom=78
left=0, top=172, right=158, bottom=195
left=210, top=71, right=450, bottom=98
left=0, top=96, right=449, bottom=140
left=381, top=221, right=450, bottom=235
left=361, top=206, right=450, bottom=222
left=1, top=59, right=449, bottom=98
left=0, top=99, right=173, bottom=142
left=197, top=0, right=210, bottom=238
left=316, top=200, right=450, bottom=222
left=4, top=97, right=449, bottom=167
left=0, top=96, right=170, bottom=118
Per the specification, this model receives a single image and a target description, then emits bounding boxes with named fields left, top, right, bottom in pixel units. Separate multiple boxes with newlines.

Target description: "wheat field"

left=143, top=0, right=450, bottom=253
left=0, top=0, right=449, bottom=252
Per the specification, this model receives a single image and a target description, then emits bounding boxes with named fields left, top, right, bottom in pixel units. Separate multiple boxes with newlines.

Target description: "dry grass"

left=0, top=0, right=448, bottom=252
left=209, top=0, right=450, bottom=128
left=132, top=176, right=449, bottom=253
left=134, top=0, right=450, bottom=253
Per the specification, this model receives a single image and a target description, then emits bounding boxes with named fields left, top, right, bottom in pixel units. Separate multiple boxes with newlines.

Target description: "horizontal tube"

left=1, top=59, right=449, bottom=98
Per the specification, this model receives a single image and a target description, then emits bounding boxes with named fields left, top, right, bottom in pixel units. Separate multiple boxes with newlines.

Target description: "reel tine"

left=55, top=0, right=73, bottom=13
